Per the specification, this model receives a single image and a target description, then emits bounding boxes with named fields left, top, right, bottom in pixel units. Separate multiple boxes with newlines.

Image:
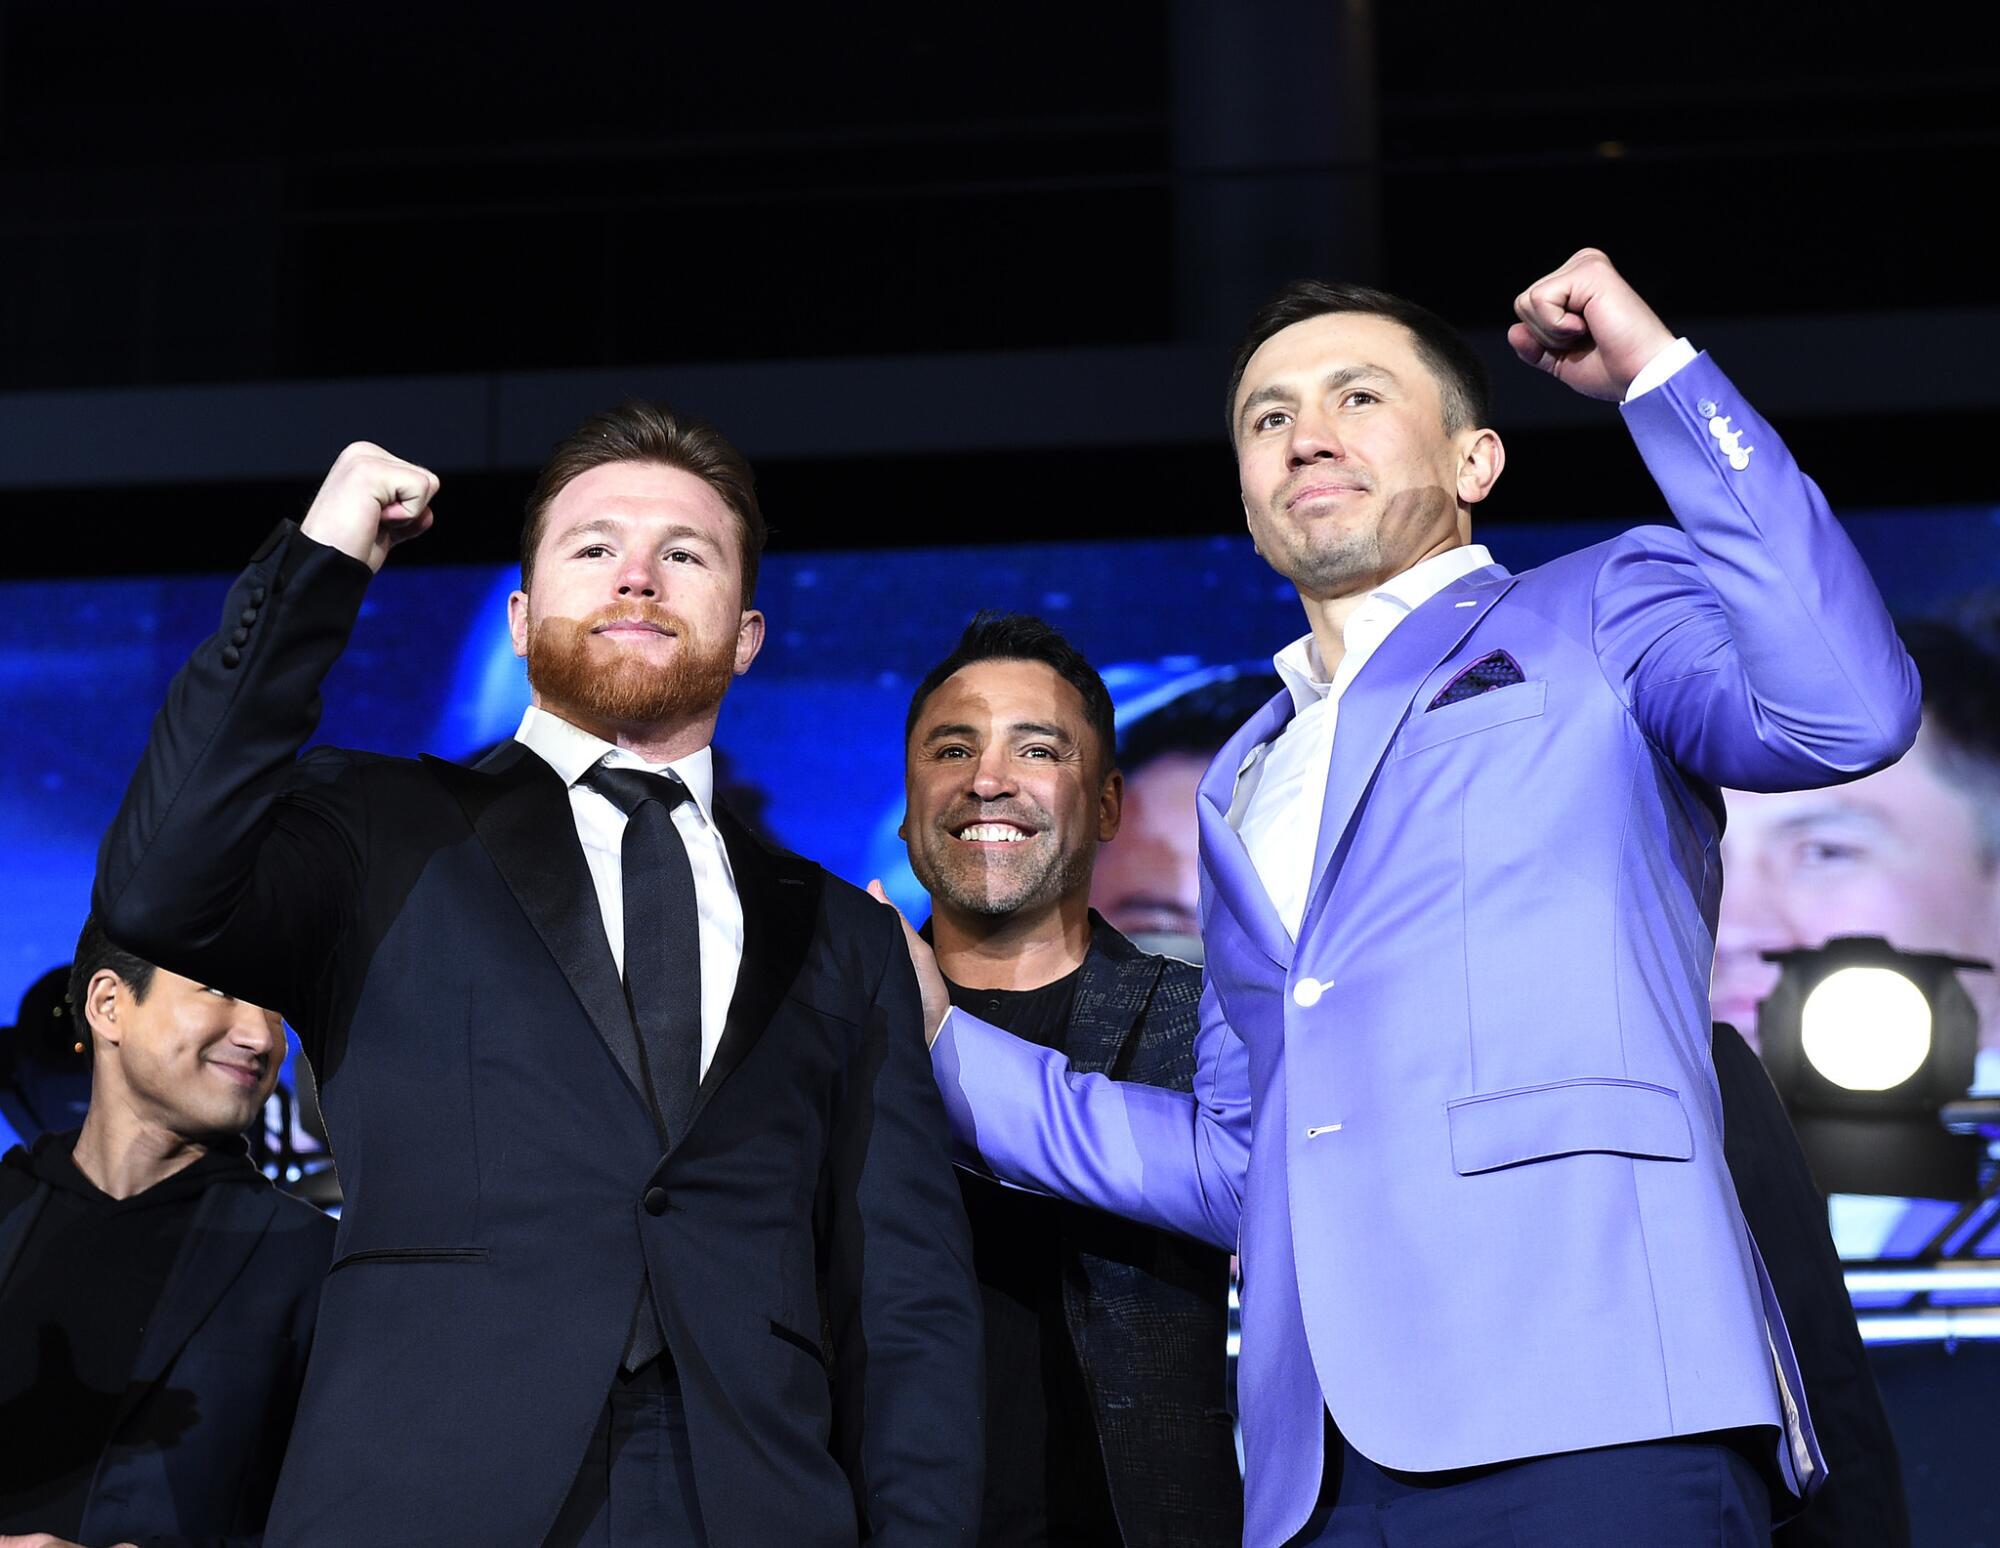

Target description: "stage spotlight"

left=1800, top=965, right=1932, bottom=1091
left=1756, top=935, right=1990, bottom=1200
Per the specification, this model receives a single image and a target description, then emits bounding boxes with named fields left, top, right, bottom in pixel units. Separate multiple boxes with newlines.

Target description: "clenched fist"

left=298, top=441, right=439, bottom=573
left=1507, top=249, right=1676, bottom=403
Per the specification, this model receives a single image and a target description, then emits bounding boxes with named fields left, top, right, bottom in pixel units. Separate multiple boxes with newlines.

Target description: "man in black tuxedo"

left=94, top=407, right=982, bottom=1546
left=871, top=614, right=1241, bottom=1547
left=0, top=918, right=332, bottom=1547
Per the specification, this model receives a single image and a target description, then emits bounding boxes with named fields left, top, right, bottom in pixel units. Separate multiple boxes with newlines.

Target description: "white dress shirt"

left=1228, top=544, right=1499, bottom=937
left=515, top=705, right=742, bottom=1079
left=1227, top=336, right=1698, bottom=938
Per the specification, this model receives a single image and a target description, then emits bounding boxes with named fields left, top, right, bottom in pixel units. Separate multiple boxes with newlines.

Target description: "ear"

left=507, top=589, right=530, bottom=660
left=1456, top=427, right=1505, bottom=507
left=1097, top=768, right=1124, bottom=844
left=733, top=609, right=766, bottom=677
left=83, top=968, right=126, bottom=1050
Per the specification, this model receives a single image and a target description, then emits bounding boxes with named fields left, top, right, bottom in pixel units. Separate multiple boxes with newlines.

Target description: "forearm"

left=930, top=1006, right=1245, bottom=1251
left=1620, top=353, right=1919, bottom=778
left=94, top=523, right=370, bottom=1001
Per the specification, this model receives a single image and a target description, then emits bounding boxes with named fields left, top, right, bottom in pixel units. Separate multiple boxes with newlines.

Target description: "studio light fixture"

left=1756, top=935, right=1990, bottom=1200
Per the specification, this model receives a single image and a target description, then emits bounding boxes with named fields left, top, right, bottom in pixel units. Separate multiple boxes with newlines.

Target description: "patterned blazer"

left=1050, top=915, right=1243, bottom=1547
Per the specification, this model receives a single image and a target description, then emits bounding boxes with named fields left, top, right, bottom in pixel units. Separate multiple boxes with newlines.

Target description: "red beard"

left=525, top=603, right=737, bottom=730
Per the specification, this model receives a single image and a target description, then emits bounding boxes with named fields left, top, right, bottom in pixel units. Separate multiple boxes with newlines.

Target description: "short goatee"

left=526, top=603, right=737, bottom=729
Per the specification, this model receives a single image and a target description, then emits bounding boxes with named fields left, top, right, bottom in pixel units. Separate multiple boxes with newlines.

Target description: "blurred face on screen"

left=1714, top=729, right=2000, bottom=1050
left=1089, top=750, right=1207, bottom=940
left=903, top=659, right=1121, bottom=923
left=507, top=461, right=763, bottom=734
left=1231, top=312, right=1497, bottom=601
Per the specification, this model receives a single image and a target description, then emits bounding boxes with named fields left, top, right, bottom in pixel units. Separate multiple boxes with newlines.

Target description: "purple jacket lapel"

left=1197, top=687, right=1297, bottom=968
left=1302, top=566, right=1516, bottom=928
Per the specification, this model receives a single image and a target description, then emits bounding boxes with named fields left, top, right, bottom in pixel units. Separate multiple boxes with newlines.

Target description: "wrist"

left=1622, top=336, right=1697, bottom=403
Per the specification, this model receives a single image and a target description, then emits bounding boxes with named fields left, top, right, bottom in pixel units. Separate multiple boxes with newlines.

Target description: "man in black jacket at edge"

left=870, top=612, right=1243, bottom=1547
left=0, top=917, right=333, bottom=1547
left=1711, top=1022, right=1911, bottom=1548
left=92, top=410, right=982, bottom=1546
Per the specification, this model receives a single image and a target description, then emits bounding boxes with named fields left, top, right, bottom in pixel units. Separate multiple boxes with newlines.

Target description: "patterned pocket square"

left=1427, top=650, right=1525, bottom=709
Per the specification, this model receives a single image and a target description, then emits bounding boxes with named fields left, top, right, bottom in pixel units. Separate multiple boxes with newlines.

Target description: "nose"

left=229, top=1005, right=282, bottom=1061
left=1716, top=857, right=1798, bottom=957
left=1287, top=405, right=1345, bottom=469
left=1713, top=859, right=1796, bottom=1013
left=970, top=743, right=1017, bottom=801
left=615, top=551, right=661, bottom=599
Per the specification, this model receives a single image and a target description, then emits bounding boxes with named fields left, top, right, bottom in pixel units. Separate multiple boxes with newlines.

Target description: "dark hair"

left=1225, top=279, right=1490, bottom=437
left=521, top=401, right=768, bottom=607
left=906, top=612, right=1118, bottom=775
left=1903, top=613, right=2000, bottom=865
left=1117, top=671, right=1284, bottom=774
left=66, top=915, right=157, bottom=1059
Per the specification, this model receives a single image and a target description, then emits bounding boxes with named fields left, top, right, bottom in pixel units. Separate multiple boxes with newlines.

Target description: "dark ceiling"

left=0, top=2, right=1993, bottom=574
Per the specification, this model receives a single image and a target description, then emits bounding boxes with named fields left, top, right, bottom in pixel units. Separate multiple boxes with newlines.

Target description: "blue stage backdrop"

left=6, top=505, right=1998, bottom=1017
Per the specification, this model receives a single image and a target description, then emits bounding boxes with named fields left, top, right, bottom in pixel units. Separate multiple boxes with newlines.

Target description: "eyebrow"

left=1766, top=802, right=1891, bottom=835
left=552, top=518, right=721, bottom=551
left=1236, top=363, right=1402, bottom=432
left=919, top=720, right=1077, bottom=746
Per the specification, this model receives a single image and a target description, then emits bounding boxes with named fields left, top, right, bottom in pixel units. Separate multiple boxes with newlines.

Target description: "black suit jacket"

left=0, top=1151, right=333, bottom=1546
left=95, top=525, right=983, bottom=1547
left=1053, top=920, right=1242, bottom=1546
left=1712, top=1024, right=1910, bottom=1547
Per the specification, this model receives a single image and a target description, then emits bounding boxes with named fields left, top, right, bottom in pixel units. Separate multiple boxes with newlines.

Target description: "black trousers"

left=544, top=1360, right=707, bottom=1548
left=1289, top=1414, right=1771, bottom=1547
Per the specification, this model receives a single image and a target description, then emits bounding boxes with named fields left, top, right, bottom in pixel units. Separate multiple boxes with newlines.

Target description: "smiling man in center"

left=878, top=612, right=1242, bottom=1548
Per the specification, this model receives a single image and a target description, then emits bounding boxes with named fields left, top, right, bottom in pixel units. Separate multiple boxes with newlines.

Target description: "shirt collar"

left=515, top=704, right=718, bottom=826
left=1271, top=544, right=1496, bottom=712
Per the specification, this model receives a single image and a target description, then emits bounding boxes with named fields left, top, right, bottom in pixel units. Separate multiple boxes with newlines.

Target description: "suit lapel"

left=681, top=801, right=821, bottom=1143
left=125, top=1176, right=274, bottom=1395
left=1301, top=565, right=1518, bottom=925
left=426, top=745, right=652, bottom=1120
left=1064, top=918, right=1162, bottom=1077
left=1196, top=687, right=1296, bottom=967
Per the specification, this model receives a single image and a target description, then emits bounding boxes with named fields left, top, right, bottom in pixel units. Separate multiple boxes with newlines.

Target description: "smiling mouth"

left=954, top=822, right=1035, bottom=844
left=208, top=1061, right=265, bottom=1088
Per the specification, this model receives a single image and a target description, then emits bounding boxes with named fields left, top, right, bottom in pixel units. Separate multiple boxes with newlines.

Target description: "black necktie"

left=578, top=764, right=703, bottom=1374
left=577, top=764, right=704, bottom=1143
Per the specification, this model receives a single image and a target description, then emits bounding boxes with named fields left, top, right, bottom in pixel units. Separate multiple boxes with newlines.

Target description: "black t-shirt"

left=0, top=1130, right=255, bottom=1535
left=948, top=964, right=1122, bottom=1547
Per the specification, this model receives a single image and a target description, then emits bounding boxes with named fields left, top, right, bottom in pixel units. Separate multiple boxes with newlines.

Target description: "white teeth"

left=957, top=824, right=1029, bottom=843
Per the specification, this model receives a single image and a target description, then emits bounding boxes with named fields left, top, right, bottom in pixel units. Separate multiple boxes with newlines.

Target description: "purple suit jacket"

left=932, top=355, right=1920, bottom=1547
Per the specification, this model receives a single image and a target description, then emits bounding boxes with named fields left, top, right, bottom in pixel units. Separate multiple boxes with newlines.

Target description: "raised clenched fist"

left=298, top=441, right=440, bottom=573
left=1507, top=249, right=1676, bottom=403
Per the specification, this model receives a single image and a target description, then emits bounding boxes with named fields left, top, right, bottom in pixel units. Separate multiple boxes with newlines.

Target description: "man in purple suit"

left=885, top=250, right=1920, bottom=1546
